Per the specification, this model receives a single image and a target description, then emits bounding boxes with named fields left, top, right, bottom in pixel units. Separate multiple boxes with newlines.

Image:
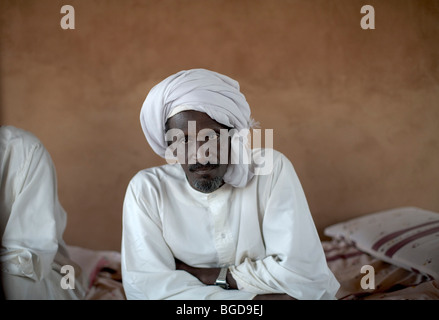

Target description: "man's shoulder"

left=0, top=126, right=49, bottom=167
left=1, top=125, right=42, bottom=150
left=251, top=148, right=293, bottom=172
left=251, top=148, right=285, bottom=160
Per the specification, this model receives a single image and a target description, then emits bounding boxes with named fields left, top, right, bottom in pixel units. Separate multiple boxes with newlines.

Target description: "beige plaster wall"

left=1, top=0, right=438, bottom=251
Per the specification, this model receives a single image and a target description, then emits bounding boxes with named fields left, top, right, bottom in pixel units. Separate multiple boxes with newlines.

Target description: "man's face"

left=165, top=110, right=231, bottom=193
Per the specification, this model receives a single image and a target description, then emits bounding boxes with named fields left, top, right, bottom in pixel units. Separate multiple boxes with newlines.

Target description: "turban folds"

left=140, top=69, right=255, bottom=188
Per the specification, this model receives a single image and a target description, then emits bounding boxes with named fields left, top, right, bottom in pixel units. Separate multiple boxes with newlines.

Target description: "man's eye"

left=207, top=133, right=220, bottom=141
left=178, top=136, right=194, bottom=144
left=176, top=136, right=186, bottom=144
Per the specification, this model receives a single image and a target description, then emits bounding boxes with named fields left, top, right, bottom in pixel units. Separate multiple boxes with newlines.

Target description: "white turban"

left=140, top=68, right=256, bottom=188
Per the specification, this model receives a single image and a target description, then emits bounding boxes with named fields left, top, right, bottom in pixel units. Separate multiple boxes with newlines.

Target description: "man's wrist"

left=226, top=268, right=238, bottom=289
left=175, top=259, right=237, bottom=289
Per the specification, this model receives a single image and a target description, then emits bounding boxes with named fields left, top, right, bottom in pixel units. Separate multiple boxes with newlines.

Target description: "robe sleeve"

left=229, top=153, right=340, bottom=299
left=1, top=139, right=63, bottom=282
left=121, top=173, right=256, bottom=300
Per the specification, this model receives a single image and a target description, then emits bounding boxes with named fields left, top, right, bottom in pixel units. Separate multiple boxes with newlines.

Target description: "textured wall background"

left=1, top=0, right=438, bottom=251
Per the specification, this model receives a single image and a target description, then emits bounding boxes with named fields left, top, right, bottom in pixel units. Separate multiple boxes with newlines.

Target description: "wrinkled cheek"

left=218, top=137, right=231, bottom=165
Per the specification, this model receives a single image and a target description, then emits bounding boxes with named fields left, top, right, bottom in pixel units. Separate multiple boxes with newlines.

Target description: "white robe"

left=121, top=149, right=340, bottom=300
left=0, top=126, right=86, bottom=300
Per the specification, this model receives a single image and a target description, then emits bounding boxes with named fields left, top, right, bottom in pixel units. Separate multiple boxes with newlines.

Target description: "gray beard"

left=193, top=176, right=224, bottom=193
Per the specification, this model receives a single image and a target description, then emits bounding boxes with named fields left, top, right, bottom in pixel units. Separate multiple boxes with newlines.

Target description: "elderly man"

left=121, top=69, right=339, bottom=300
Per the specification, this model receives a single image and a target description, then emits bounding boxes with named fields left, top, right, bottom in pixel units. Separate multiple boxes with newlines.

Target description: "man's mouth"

left=189, top=163, right=219, bottom=173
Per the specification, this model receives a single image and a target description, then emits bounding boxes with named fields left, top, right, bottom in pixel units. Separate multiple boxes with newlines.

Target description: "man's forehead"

left=166, top=110, right=229, bottom=130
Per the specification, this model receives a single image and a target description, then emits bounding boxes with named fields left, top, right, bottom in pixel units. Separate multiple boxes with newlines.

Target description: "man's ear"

left=165, top=120, right=170, bottom=146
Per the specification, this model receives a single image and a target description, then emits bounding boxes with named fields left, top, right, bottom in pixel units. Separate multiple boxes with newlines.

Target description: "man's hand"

left=175, top=259, right=237, bottom=289
left=174, top=259, right=296, bottom=300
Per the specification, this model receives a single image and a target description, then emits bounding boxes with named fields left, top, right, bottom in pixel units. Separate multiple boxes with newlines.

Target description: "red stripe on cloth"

left=384, top=225, right=439, bottom=258
left=326, top=251, right=365, bottom=262
left=371, top=220, right=439, bottom=251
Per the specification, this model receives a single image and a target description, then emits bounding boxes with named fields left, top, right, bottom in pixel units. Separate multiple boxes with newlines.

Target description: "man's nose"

left=195, top=140, right=210, bottom=164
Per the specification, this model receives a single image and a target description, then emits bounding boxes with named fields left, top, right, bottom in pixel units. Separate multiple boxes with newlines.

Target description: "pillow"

left=324, top=207, right=439, bottom=279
